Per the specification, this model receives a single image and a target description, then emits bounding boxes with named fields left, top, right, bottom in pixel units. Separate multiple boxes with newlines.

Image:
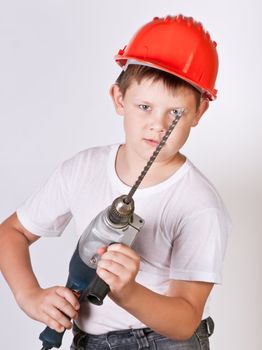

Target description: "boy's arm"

left=0, top=213, right=80, bottom=332
left=119, top=279, right=213, bottom=340
left=97, top=243, right=213, bottom=340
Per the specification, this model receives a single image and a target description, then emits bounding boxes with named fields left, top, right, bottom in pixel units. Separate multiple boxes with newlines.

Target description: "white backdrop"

left=0, top=1, right=261, bottom=349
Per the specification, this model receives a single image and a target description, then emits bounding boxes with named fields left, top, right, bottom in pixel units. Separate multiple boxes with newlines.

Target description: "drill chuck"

left=107, top=195, right=134, bottom=225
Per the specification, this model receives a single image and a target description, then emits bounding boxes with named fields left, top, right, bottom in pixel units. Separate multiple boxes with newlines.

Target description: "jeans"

left=70, top=317, right=214, bottom=350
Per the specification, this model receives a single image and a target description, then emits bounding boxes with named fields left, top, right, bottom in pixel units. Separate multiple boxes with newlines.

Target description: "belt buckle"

left=205, top=317, right=214, bottom=337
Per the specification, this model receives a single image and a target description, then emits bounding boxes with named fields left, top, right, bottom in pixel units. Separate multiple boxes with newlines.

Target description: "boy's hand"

left=96, top=244, right=140, bottom=303
left=17, top=286, right=80, bottom=332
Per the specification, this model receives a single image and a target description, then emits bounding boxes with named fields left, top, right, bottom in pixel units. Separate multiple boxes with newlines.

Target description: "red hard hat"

left=115, top=15, right=219, bottom=100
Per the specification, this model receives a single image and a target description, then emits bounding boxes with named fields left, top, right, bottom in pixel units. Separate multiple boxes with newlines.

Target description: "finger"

left=98, top=258, right=127, bottom=275
left=42, top=311, right=68, bottom=333
left=107, top=244, right=139, bottom=260
left=98, top=256, right=137, bottom=281
left=100, top=250, right=139, bottom=269
left=97, top=246, right=107, bottom=255
left=52, top=294, right=79, bottom=320
left=97, top=266, right=117, bottom=284
left=48, top=319, right=65, bottom=333
left=55, top=287, right=80, bottom=310
left=45, top=305, right=73, bottom=330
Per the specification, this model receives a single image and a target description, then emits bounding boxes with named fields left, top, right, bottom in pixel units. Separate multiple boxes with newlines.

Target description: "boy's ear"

left=109, top=84, right=125, bottom=116
left=192, top=99, right=209, bottom=127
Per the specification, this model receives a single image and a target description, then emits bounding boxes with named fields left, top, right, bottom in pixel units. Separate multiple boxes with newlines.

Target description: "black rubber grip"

left=87, top=274, right=110, bottom=305
left=39, top=326, right=65, bottom=349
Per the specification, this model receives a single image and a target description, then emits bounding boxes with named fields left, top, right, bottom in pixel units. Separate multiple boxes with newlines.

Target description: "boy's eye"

left=170, top=109, right=179, bottom=116
left=170, top=108, right=185, bottom=116
left=139, top=104, right=151, bottom=111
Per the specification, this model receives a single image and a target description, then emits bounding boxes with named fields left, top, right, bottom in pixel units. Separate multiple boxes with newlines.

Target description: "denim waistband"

left=72, top=317, right=214, bottom=349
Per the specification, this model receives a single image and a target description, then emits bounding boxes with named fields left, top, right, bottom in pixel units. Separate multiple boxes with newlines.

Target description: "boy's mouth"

left=143, top=138, right=160, bottom=147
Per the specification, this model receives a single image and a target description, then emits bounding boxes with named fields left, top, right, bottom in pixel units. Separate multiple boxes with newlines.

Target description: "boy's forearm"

left=0, top=224, right=40, bottom=304
left=114, top=282, right=199, bottom=341
left=0, top=222, right=81, bottom=332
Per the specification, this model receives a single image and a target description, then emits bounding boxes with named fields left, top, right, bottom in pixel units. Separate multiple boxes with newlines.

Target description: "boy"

left=0, top=15, right=230, bottom=349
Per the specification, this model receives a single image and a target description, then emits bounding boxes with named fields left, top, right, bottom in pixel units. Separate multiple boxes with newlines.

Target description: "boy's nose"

left=149, top=114, right=168, bottom=133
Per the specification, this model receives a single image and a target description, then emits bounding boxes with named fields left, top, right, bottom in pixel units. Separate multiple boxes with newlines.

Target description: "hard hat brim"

left=115, top=56, right=217, bottom=101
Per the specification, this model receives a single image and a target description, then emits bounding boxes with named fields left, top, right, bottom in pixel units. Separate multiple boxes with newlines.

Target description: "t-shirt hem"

left=169, top=270, right=222, bottom=284
left=16, top=208, right=62, bottom=237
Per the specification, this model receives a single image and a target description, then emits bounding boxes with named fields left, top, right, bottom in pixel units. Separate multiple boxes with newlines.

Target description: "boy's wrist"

left=15, top=284, right=42, bottom=308
left=111, top=281, right=141, bottom=308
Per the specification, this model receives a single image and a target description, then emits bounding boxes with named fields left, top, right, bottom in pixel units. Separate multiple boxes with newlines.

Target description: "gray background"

left=0, top=1, right=261, bottom=349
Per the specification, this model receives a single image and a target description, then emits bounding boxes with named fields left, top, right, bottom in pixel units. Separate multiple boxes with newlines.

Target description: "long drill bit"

left=124, top=108, right=184, bottom=204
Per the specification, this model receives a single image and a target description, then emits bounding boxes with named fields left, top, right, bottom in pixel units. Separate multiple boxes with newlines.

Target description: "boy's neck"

left=115, top=144, right=186, bottom=188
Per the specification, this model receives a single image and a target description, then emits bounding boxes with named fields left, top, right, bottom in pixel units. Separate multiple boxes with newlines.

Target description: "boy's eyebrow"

left=136, top=100, right=152, bottom=105
left=135, top=99, right=187, bottom=111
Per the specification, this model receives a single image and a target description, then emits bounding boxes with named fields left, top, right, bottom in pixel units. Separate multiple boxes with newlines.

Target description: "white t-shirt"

left=17, top=144, right=231, bottom=334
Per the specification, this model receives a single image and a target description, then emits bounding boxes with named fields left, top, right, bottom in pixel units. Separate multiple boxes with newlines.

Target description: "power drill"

left=39, top=108, right=184, bottom=350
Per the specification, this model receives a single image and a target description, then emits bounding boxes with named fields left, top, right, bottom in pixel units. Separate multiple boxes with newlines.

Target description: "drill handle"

left=39, top=327, right=65, bottom=350
left=86, top=274, right=110, bottom=305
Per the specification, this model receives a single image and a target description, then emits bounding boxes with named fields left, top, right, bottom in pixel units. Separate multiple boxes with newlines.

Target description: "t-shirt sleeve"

left=16, top=164, right=72, bottom=237
left=169, top=207, right=231, bottom=284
